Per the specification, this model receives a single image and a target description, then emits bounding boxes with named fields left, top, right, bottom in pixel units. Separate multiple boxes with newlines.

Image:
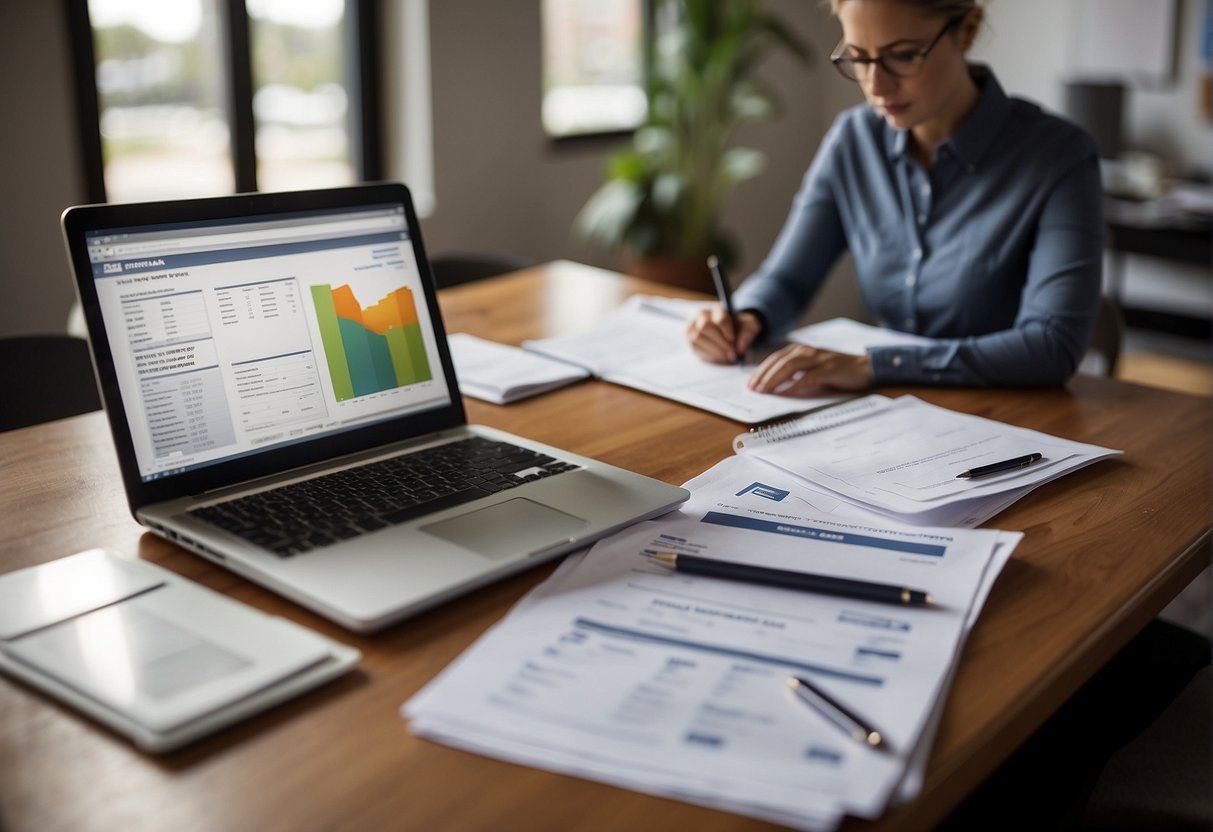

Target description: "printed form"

left=735, top=395, right=1121, bottom=523
left=404, top=455, right=1019, bottom=830
left=522, top=296, right=843, bottom=424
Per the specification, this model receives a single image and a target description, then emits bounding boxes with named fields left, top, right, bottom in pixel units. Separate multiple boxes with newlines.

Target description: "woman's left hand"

left=747, top=344, right=873, bottom=395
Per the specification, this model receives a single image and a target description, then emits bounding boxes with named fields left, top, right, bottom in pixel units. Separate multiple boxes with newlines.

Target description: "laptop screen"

left=83, top=201, right=455, bottom=483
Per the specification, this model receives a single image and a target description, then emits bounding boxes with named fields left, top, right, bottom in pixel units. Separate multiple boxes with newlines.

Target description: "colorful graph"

left=311, top=283, right=432, bottom=401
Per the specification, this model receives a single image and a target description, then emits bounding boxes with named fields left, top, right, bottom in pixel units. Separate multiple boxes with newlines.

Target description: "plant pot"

left=622, top=255, right=714, bottom=295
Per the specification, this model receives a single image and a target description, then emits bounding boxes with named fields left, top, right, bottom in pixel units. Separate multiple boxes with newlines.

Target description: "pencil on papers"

left=642, top=551, right=933, bottom=606
left=787, top=675, right=887, bottom=749
left=955, top=452, right=1042, bottom=479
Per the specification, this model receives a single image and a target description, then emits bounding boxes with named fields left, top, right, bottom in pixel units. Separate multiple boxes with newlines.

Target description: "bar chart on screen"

left=310, top=281, right=433, bottom=401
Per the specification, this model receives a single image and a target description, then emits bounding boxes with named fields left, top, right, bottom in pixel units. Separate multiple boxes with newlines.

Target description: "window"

left=68, top=0, right=381, bottom=203
left=541, top=0, right=647, bottom=138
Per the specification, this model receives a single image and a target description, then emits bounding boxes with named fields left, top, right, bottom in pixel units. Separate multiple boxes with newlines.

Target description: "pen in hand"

left=643, top=551, right=933, bottom=607
left=707, top=255, right=743, bottom=366
left=787, top=675, right=888, bottom=750
left=956, top=452, right=1043, bottom=480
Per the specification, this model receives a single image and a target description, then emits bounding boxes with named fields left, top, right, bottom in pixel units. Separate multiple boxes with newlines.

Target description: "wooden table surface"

left=1, top=260, right=1209, bottom=832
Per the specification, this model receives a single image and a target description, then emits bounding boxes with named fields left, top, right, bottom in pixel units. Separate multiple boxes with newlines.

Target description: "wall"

left=5, top=1, right=1204, bottom=340
left=0, top=2, right=88, bottom=337
left=973, top=0, right=1213, bottom=323
left=412, top=0, right=865, bottom=326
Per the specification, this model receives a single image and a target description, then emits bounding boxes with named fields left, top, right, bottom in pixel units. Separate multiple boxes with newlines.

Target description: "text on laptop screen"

left=86, top=203, right=454, bottom=482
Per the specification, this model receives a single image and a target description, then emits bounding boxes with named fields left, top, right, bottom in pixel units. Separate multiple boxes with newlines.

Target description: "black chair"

left=0, top=335, right=102, bottom=432
left=427, top=253, right=533, bottom=289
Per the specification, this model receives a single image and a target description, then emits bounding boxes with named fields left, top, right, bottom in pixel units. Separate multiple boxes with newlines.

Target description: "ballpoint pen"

left=707, top=255, right=743, bottom=366
left=955, top=452, right=1043, bottom=479
left=643, top=551, right=933, bottom=606
left=786, top=675, right=887, bottom=749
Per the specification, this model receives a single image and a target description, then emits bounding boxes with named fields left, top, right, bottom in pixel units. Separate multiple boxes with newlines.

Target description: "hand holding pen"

left=687, top=256, right=762, bottom=365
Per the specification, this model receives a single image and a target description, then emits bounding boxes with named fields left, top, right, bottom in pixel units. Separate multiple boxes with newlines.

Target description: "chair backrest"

left=428, top=253, right=533, bottom=289
left=1086, top=295, right=1124, bottom=377
left=0, top=335, right=102, bottom=432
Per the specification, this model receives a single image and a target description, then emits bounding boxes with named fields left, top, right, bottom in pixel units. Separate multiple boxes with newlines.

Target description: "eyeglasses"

left=830, top=16, right=961, bottom=82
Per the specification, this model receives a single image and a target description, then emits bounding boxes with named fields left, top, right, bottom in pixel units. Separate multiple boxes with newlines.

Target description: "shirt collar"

left=884, top=64, right=1010, bottom=170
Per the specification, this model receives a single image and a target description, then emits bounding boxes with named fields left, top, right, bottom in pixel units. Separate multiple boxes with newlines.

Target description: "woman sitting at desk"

left=686, top=0, right=1103, bottom=393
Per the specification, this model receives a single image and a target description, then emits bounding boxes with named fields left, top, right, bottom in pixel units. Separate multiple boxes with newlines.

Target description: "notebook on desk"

left=60, top=183, right=688, bottom=633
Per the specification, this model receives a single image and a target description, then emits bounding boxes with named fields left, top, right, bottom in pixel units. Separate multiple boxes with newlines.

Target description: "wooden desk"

left=1, top=260, right=1209, bottom=832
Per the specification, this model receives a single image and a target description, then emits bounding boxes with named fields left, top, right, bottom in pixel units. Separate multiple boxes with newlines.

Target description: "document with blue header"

left=403, top=455, right=1020, bottom=830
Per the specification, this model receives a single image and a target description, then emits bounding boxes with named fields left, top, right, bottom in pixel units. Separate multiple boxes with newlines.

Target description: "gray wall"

left=0, top=2, right=88, bottom=337
left=1, top=1, right=1206, bottom=339
left=415, top=1, right=857, bottom=296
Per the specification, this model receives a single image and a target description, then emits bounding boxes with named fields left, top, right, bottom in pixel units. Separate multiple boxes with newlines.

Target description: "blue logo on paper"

left=735, top=482, right=789, bottom=502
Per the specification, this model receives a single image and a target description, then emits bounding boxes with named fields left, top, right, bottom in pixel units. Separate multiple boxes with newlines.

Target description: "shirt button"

left=911, top=248, right=922, bottom=261
left=904, top=317, right=914, bottom=328
left=892, top=355, right=903, bottom=368
left=966, top=164, right=976, bottom=173
left=917, top=214, right=927, bottom=225
left=905, top=274, right=916, bottom=287
left=920, top=184, right=930, bottom=196
left=933, top=373, right=942, bottom=381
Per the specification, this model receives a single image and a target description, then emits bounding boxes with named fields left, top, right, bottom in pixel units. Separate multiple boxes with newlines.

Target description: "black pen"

left=707, top=255, right=742, bottom=366
left=955, top=452, right=1043, bottom=480
left=643, top=551, right=933, bottom=606
left=787, top=675, right=887, bottom=749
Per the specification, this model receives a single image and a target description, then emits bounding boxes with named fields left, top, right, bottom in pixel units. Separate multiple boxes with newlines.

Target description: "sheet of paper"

left=736, top=395, right=1121, bottom=518
left=448, top=332, right=590, bottom=404
left=787, top=318, right=935, bottom=356
left=403, top=455, right=1020, bottom=829
left=523, top=296, right=840, bottom=424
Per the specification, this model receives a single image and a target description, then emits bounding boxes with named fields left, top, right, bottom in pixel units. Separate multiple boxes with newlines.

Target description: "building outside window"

left=542, top=0, right=647, bottom=138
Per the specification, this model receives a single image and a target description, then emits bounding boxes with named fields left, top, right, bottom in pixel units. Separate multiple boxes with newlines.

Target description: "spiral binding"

left=741, top=396, right=889, bottom=447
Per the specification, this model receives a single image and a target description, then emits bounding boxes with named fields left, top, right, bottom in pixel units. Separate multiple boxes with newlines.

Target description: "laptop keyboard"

left=189, top=436, right=580, bottom=558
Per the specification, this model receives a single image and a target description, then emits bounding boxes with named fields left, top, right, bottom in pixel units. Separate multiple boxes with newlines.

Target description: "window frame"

left=542, top=0, right=654, bottom=145
left=64, top=0, right=384, bottom=202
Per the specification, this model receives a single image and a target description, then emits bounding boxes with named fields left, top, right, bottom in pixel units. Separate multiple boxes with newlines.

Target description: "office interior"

left=0, top=0, right=1209, bottom=824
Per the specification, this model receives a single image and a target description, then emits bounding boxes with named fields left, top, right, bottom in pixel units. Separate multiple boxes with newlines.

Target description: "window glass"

left=247, top=0, right=355, bottom=191
left=88, top=0, right=233, bottom=201
left=542, top=0, right=646, bottom=138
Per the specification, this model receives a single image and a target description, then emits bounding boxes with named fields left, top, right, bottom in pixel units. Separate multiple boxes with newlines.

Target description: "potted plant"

left=574, top=0, right=811, bottom=292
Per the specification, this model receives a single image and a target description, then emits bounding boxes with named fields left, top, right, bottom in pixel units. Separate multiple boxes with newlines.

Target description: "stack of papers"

left=523, top=296, right=843, bottom=423
left=448, top=333, right=590, bottom=404
left=404, top=456, right=1021, bottom=830
left=733, top=394, right=1122, bottom=527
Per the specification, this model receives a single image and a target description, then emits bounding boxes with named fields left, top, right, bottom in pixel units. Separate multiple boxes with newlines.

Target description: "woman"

left=687, top=0, right=1103, bottom=393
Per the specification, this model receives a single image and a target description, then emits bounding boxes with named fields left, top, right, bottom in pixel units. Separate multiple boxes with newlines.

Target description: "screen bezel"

left=61, top=182, right=466, bottom=515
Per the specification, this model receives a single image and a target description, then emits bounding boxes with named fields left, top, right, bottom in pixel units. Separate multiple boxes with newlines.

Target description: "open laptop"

left=61, top=182, right=688, bottom=633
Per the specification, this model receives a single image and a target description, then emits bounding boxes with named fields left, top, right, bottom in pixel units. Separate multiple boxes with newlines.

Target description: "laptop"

left=61, top=182, right=688, bottom=633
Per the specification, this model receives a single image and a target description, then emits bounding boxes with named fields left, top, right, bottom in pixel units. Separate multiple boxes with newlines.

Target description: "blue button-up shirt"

left=733, top=67, right=1104, bottom=387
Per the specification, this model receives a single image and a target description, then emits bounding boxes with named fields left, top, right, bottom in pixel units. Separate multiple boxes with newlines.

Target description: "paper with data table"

left=404, top=455, right=1020, bottom=830
left=733, top=394, right=1122, bottom=525
left=522, top=295, right=843, bottom=423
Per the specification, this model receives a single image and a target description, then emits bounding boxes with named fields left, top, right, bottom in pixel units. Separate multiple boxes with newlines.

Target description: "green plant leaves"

left=575, top=0, right=811, bottom=267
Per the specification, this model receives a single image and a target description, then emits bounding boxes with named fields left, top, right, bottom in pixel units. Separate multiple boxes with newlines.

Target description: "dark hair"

left=827, top=0, right=979, bottom=17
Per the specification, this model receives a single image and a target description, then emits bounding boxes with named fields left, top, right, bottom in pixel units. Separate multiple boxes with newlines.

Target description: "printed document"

left=734, top=394, right=1121, bottom=525
left=523, top=296, right=843, bottom=423
left=787, top=317, right=935, bottom=355
left=447, top=333, right=590, bottom=404
left=404, top=455, right=1019, bottom=830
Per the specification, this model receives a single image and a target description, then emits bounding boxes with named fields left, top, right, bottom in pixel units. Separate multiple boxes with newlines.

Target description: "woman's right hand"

left=686, top=306, right=763, bottom=365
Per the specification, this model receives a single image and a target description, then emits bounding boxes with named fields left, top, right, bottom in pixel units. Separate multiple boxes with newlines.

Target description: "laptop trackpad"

left=421, top=498, right=589, bottom=561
